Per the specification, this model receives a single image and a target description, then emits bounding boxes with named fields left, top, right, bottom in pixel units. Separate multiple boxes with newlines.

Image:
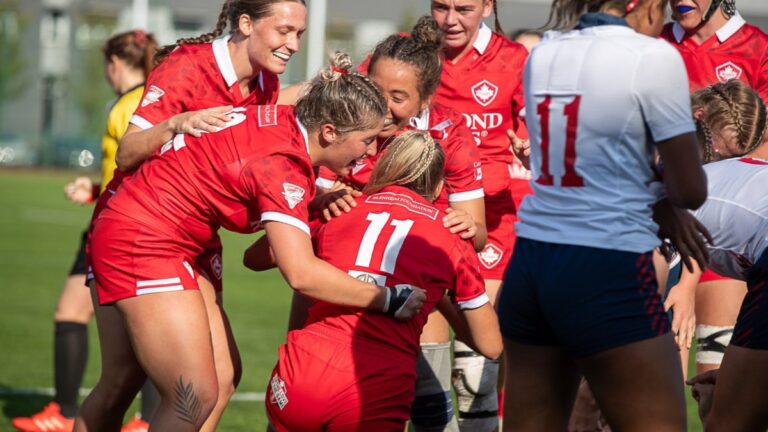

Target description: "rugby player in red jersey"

left=660, top=0, right=767, bottom=378
left=83, top=2, right=307, bottom=428
left=661, top=0, right=768, bottom=101
left=429, top=1, right=529, bottom=428
left=263, top=131, right=501, bottom=431
left=76, top=57, right=428, bottom=432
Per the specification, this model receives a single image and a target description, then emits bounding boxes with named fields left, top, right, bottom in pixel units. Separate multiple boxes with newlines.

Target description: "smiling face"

left=431, top=0, right=492, bottom=59
left=368, top=58, right=427, bottom=140
left=240, top=2, right=307, bottom=75
left=322, top=119, right=385, bottom=176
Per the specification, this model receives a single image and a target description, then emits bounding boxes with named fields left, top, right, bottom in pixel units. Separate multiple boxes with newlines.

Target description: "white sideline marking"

left=0, top=387, right=265, bottom=402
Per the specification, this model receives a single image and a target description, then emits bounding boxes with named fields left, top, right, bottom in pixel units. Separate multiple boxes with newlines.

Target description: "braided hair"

left=296, top=51, right=388, bottom=134
left=155, top=0, right=306, bottom=64
left=692, top=80, right=767, bottom=163
left=365, top=130, right=446, bottom=200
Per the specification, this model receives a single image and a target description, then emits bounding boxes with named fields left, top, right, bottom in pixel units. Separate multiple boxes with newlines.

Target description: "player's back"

left=306, top=185, right=485, bottom=358
left=107, top=105, right=312, bottom=249
left=517, top=21, right=694, bottom=253
left=696, top=157, right=768, bottom=279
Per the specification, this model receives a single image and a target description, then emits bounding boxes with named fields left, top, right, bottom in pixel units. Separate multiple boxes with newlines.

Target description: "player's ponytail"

left=691, top=80, right=767, bottom=163
left=368, top=16, right=443, bottom=101
left=154, top=0, right=306, bottom=65
left=545, top=0, right=633, bottom=30
left=365, top=130, right=446, bottom=201
left=103, top=29, right=159, bottom=80
left=296, top=51, right=387, bottom=134
left=492, top=0, right=505, bottom=35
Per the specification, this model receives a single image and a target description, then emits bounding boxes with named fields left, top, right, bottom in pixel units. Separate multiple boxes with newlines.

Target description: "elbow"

left=669, top=179, right=708, bottom=210
left=473, top=227, right=487, bottom=252
left=114, top=150, right=135, bottom=173
left=479, top=338, right=503, bottom=360
left=281, top=266, right=312, bottom=294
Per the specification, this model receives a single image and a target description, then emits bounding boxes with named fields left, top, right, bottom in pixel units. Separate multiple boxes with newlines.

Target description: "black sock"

left=140, top=380, right=161, bottom=422
left=54, top=321, right=88, bottom=418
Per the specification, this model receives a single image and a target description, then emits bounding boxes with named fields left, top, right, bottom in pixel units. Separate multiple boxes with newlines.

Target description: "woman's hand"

left=64, top=177, right=94, bottom=205
left=664, top=281, right=696, bottom=350
left=508, top=129, right=531, bottom=170
left=687, top=369, right=719, bottom=422
left=443, top=207, right=477, bottom=240
left=652, top=198, right=713, bottom=273
left=167, top=105, right=234, bottom=137
left=310, top=181, right=362, bottom=222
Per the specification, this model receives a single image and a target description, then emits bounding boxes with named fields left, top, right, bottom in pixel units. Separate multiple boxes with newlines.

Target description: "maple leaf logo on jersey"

left=478, top=243, right=503, bottom=269
left=269, top=375, right=289, bottom=410
left=282, top=183, right=305, bottom=209
left=140, top=85, right=165, bottom=107
left=471, top=80, right=499, bottom=107
left=715, top=61, right=743, bottom=83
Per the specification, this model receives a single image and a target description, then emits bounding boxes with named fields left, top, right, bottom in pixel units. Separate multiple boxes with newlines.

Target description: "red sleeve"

left=316, top=166, right=338, bottom=189
left=442, top=122, right=484, bottom=202
left=241, top=154, right=314, bottom=235
left=450, top=239, right=489, bottom=309
left=131, top=50, right=198, bottom=129
left=759, top=47, right=768, bottom=104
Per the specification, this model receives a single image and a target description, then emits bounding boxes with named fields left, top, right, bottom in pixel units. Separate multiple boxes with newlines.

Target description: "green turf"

left=0, top=169, right=705, bottom=431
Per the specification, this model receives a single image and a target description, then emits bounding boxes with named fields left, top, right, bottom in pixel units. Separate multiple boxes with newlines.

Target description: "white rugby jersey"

left=694, top=157, right=768, bottom=280
left=516, top=14, right=695, bottom=253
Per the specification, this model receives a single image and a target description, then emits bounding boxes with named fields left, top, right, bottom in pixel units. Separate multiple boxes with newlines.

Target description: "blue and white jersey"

left=516, top=13, right=695, bottom=253
left=695, top=157, right=768, bottom=280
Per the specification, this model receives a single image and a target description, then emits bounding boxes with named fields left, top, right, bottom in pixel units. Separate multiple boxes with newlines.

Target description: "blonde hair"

left=295, top=51, right=387, bottom=134
left=692, top=80, right=767, bottom=163
left=364, top=130, right=445, bottom=200
left=545, top=0, right=636, bottom=30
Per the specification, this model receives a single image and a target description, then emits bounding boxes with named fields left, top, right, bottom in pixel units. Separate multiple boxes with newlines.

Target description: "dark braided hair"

left=692, top=80, right=768, bottom=163
left=368, top=16, right=443, bottom=101
left=155, top=0, right=306, bottom=64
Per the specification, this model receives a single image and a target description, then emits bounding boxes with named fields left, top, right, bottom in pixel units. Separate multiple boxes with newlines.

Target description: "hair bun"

left=411, top=16, right=441, bottom=48
left=319, top=51, right=353, bottom=82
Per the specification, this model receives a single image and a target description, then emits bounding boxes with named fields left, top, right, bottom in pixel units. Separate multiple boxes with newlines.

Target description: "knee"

left=163, top=375, right=219, bottom=429
left=452, top=341, right=499, bottom=429
left=413, top=343, right=456, bottom=431
left=411, top=391, right=455, bottom=431
left=215, top=357, right=242, bottom=402
left=94, top=368, right=146, bottom=411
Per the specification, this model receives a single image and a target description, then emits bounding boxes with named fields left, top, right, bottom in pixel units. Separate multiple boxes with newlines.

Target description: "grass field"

left=0, top=169, right=705, bottom=431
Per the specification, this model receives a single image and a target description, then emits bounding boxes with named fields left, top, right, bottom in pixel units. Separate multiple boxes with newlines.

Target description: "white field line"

left=0, top=386, right=265, bottom=402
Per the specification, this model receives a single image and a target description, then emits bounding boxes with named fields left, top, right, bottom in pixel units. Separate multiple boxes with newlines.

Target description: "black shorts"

left=68, top=230, right=88, bottom=276
left=498, top=238, right=670, bottom=358
left=732, top=248, right=768, bottom=350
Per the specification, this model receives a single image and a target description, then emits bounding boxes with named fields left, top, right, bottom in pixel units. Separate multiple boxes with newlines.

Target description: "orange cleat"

left=121, top=414, right=150, bottom=432
left=11, top=402, right=75, bottom=432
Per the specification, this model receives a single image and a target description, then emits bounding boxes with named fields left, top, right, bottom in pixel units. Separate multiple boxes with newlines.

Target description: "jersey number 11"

left=536, top=95, right=584, bottom=187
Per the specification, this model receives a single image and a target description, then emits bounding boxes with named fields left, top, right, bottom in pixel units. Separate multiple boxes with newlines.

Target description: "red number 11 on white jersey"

left=535, top=95, right=584, bottom=187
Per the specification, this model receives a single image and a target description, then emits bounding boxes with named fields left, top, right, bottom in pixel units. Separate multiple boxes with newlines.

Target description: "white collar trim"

left=716, top=12, right=746, bottom=42
left=473, top=22, right=492, bottom=55
left=409, top=109, right=431, bottom=130
left=212, top=34, right=238, bottom=87
left=296, top=118, right=310, bottom=154
left=672, top=12, right=746, bottom=43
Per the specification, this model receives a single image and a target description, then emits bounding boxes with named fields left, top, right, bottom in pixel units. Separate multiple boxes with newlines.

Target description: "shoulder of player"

left=428, top=103, right=464, bottom=127
left=485, top=33, right=528, bottom=63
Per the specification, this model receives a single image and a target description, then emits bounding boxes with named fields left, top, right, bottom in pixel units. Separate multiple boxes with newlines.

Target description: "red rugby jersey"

left=660, top=14, right=768, bottom=101
left=130, top=34, right=280, bottom=130
left=102, top=105, right=315, bottom=258
left=433, top=24, right=530, bottom=194
left=317, top=103, right=484, bottom=208
left=305, top=185, right=489, bottom=357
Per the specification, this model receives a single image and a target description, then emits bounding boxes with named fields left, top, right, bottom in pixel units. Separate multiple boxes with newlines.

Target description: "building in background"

left=0, top=0, right=766, bottom=167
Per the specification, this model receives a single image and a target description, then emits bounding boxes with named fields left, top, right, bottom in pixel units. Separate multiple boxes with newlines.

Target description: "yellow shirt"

left=101, top=84, right=144, bottom=191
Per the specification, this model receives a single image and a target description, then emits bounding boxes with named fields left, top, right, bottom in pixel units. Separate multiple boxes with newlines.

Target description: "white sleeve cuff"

left=315, top=177, right=336, bottom=189
left=457, top=293, right=490, bottom=310
left=130, top=115, right=154, bottom=130
left=448, top=188, right=485, bottom=202
left=261, top=212, right=310, bottom=236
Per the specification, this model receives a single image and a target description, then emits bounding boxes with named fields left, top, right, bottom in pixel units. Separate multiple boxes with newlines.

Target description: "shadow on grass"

left=0, top=386, right=54, bottom=422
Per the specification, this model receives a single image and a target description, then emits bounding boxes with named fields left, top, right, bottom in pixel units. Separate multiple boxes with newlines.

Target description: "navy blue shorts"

left=498, top=238, right=670, bottom=358
left=732, top=248, right=768, bottom=350
left=68, top=230, right=88, bottom=276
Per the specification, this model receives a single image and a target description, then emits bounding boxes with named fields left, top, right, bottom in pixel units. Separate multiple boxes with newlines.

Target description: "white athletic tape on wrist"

left=695, top=325, right=734, bottom=365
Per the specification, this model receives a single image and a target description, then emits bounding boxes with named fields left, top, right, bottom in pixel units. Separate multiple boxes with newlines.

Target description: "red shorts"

left=478, top=178, right=533, bottom=280
left=90, top=214, right=201, bottom=304
left=266, top=329, right=416, bottom=431
left=700, top=267, right=730, bottom=283
left=86, top=171, right=223, bottom=292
